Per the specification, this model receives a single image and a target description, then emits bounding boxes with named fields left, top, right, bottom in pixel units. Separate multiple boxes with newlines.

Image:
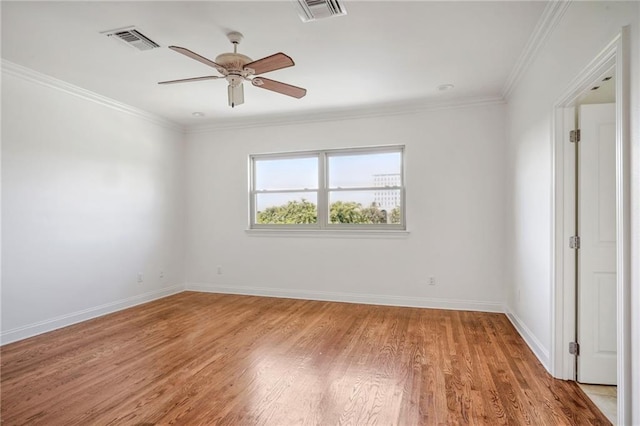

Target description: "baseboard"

left=505, top=307, right=551, bottom=372
left=0, top=284, right=186, bottom=345
left=186, top=282, right=504, bottom=313
left=1, top=283, right=508, bottom=346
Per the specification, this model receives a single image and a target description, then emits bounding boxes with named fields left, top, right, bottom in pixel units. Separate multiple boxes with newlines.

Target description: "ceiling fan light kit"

left=159, top=31, right=306, bottom=109
left=228, top=84, right=244, bottom=108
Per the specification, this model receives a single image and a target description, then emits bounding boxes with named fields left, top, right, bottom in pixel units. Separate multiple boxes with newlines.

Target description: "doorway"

left=573, top=78, right=617, bottom=423
left=551, top=28, right=631, bottom=425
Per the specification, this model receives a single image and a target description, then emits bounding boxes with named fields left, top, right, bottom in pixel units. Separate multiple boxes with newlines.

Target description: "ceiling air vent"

left=102, top=26, right=160, bottom=51
left=294, top=0, right=347, bottom=22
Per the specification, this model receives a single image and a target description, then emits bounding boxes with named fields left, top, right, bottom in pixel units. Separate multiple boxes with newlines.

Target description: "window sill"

left=245, top=228, right=410, bottom=239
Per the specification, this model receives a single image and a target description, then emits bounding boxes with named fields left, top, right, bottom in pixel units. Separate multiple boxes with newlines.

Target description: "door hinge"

left=569, top=341, right=580, bottom=355
left=570, top=129, right=581, bottom=143
left=569, top=235, right=581, bottom=249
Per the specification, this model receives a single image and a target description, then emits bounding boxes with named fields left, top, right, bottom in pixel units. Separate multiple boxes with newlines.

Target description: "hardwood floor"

left=1, top=292, right=609, bottom=425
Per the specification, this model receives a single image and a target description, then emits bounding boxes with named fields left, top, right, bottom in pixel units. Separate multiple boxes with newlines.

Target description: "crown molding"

left=2, top=60, right=505, bottom=136
left=1, top=60, right=184, bottom=133
left=502, top=0, right=572, bottom=100
left=186, top=95, right=505, bottom=134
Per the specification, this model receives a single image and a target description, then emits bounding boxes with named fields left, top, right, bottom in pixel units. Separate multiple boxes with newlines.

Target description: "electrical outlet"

left=137, top=273, right=143, bottom=283
left=216, top=266, right=222, bottom=275
left=159, top=271, right=164, bottom=279
left=428, top=276, right=436, bottom=286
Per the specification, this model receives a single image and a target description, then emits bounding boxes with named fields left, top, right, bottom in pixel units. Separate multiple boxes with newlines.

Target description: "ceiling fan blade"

left=169, top=46, right=225, bottom=72
left=158, top=76, right=222, bottom=85
left=244, top=53, right=294, bottom=75
left=252, top=77, right=306, bottom=98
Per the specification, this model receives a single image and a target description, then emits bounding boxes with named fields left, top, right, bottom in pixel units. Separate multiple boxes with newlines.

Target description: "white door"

left=577, top=103, right=617, bottom=384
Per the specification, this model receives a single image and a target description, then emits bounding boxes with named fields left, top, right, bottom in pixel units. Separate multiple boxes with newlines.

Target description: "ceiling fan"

left=159, top=31, right=307, bottom=108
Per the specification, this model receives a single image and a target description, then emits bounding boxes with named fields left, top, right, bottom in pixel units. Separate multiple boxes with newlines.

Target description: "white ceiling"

left=1, top=1, right=547, bottom=126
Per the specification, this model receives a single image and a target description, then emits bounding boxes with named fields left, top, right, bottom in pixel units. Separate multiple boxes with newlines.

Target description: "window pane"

left=256, top=192, right=318, bottom=224
left=255, top=157, right=318, bottom=190
left=328, top=190, right=402, bottom=224
left=328, top=151, right=401, bottom=188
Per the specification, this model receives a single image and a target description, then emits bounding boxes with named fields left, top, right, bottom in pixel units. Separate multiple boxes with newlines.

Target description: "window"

left=250, top=146, right=405, bottom=230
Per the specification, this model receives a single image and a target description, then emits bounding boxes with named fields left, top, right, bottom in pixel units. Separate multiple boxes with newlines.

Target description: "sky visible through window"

left=255, top=152, right=401, bottom=211
left=255, top=156, right=318, bottom=191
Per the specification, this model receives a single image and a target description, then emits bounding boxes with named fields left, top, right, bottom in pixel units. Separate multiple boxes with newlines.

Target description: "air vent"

left=294, top=0, right=347, bottom=22
left=102, top=26, right=160, bottom=51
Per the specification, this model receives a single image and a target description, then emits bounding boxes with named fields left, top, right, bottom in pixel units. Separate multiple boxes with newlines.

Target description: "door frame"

left=551, top=27, right=631, bottom=423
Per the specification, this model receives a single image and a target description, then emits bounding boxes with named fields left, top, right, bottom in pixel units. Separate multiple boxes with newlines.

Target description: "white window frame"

left=249, top=145, right=405, bottom=231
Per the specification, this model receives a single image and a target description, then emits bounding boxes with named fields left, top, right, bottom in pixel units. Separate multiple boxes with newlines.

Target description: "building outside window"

left=373, top=173, right=402, bottom=215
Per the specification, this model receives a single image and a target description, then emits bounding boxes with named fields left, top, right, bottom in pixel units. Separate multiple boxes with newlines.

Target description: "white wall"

left=504, top=0, right=639, bottom=416
left=184, top=103, right=507, bottom=311
left=1, top=68, right=186, bottom=343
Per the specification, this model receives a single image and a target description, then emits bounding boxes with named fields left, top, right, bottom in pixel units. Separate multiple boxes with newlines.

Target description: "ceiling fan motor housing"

left=215, top=52, right=254, bottom=87
left=214, top=53, right=253, bottom=72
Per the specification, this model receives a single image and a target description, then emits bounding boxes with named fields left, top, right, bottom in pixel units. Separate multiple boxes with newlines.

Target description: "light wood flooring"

left=579, top=384, right=617, bottom=425
left=1, top=292, right=610, bottom=425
